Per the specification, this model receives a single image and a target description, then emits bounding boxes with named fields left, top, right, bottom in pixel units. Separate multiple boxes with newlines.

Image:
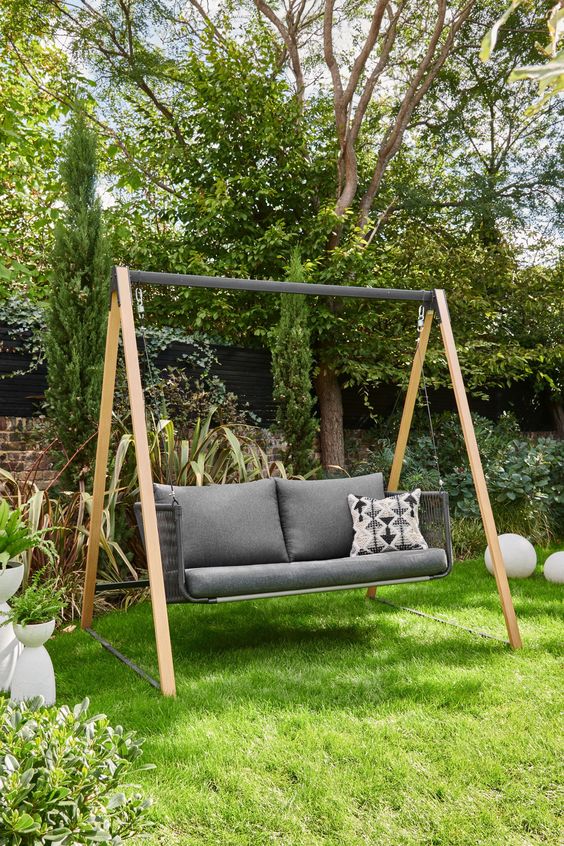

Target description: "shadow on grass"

left=51, top=557, right=561, bottom=737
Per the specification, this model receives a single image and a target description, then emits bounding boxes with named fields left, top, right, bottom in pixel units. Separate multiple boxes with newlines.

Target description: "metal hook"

left=135, top=287, right=145, bottom=318
left=417, top=304, right=425, bottom=333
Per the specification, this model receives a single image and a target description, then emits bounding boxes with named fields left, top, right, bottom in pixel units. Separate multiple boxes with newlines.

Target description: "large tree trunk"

left=315, top=363, right=346, bottom=471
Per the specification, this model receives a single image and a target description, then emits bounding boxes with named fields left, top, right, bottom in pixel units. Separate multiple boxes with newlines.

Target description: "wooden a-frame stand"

left=81, top=267, right=522, bottom=698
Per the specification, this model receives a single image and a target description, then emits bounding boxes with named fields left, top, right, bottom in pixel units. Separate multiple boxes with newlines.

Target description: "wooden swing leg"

left=116, top=267, right=177, bottom=695
left=82, top=293, right=121, bottom=629
left=435, top=289, right=522, bottom=649
left=365, top=309, right=434, bottom=600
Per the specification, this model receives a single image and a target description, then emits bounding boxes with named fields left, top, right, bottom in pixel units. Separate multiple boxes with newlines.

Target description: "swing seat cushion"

left=275, top=473, right=385, bottom=562
left=154, top=479, right=289, bottom=569
left=185, top=547, right=448, bottom=599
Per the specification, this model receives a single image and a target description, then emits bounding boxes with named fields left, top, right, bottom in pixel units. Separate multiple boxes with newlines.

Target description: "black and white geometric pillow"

left=347, top=489, right=428, bottom=556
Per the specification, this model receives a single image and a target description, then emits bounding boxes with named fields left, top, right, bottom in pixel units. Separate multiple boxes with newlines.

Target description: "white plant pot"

left=0, top=562, right=24, bottom=692
left=11, top=620, right=56, bottom=706
left=0, top=561, right=24, bottom=603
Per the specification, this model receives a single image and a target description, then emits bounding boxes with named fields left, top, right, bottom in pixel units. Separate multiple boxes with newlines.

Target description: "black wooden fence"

left=0, top=326, right=278, bottom=423
left=0, top=324, right=554, bottom=431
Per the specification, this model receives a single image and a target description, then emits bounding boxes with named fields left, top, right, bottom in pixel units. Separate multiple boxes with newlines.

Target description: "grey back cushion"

left=275, top=473, right=385, bottom=562
left=154, top=480, right=289, bottom=569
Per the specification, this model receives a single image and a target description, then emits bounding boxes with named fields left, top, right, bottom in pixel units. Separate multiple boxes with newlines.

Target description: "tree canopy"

left=0, top=0, right=562, bottom=453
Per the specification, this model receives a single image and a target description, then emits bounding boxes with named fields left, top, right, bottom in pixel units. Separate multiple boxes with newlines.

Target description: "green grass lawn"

left=51, top=551, right=563, bottom=846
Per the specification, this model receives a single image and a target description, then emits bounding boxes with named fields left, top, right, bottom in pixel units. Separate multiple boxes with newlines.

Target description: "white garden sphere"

left=484, top=533, right=537, bottom=578
left=543, top=551, right=564, bottom=584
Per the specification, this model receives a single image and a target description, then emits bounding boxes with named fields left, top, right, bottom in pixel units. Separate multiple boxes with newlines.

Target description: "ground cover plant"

left=0, top=697, right=152, bottom=844
left=48, top=549, right=562, bottom=846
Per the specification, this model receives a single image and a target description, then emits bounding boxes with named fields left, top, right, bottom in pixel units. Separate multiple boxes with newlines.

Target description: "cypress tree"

left=271, top=250, right=317, bottom=475
left=45, top=111, right=109, bottom=485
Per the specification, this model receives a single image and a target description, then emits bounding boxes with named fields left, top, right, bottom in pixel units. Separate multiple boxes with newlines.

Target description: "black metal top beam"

left=127, top=269, right=434, bottom=304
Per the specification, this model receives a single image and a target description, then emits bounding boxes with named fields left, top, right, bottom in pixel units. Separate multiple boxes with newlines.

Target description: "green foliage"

left=0, top=0, right=561, bottom=476
left=2, top=0, right=561, bottom=430
left=352, top=412, right=564, bottom=545
left=0, top=297, right=46, bottom=380
left=0, top=464, right=139, bottom=620
left=450, top=516, right=489, bottom=561
left=414, top=4, right=563, bottom=252
left=3, top=570, right=66, bottom=626
left=100, top=23, right=320, bottom=286
left=45, top=111, right=109, bottom=485
left=271, top=251, right=317, bottom=475
left=145, top=368, right=255, bottom=437
left=488, top=436, right=564, bottom=527
left=0, top=499, right=58, bottom=571
left=145, top=413, right=295, bottom=487
left=120, top=318, right=260, bottom=431
left=0, top=24, right=72, bottom=301
left=0, top=697, right=152, bottom=845
left=481, top=0, right=564, bottom=108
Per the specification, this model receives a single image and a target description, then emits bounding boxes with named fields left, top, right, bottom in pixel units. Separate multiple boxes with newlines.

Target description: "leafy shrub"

left=352, top=412, right=564, bottom=550
left=0, top=297, right=46, bottom=380
left=145, top=367, right=254, bottom=437
left=488, top=436, right=564, bottom=527
left=451, top=517, right=486, bottom=561
left=0, top=697, right=152, bottom=845
left=146, top=412, right=295, bottom=487
left=114, top=321, right=260, bottom=435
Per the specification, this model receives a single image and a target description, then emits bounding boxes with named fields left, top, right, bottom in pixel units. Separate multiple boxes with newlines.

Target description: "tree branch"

left=7, top=39, right=182, bottom=200
left=358, top=0, right=475, bottom=226
left=254, top=0, right=306, bottom=102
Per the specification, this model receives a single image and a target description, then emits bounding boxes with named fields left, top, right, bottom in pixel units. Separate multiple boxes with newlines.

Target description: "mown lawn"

left=51, top=551, right=563, bottom=846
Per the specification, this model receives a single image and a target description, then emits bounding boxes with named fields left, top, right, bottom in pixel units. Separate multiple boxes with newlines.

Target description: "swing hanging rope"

left=416, top=303, right=444, bottom=491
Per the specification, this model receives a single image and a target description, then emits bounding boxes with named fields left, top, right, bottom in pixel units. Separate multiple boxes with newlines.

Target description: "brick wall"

left=0, top=417, right=57, bottom=489
left=1, top=417, right=469, bottom=488
left=262, top=430, right=376, bottom=470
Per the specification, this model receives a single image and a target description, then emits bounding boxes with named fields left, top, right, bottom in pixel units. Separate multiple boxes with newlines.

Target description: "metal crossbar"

left=95, top=579, right=150, bottom=593
left=85, top=628, right=160, bottom=689
left=375, top=598, right=510, bottom=644
left=126, top=269, right=435, bottom=303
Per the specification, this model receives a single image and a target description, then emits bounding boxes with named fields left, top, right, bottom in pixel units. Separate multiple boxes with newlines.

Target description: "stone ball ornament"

left=543, top=551, right=564, bottom=584
left=484, top=533, right=537, bottom=578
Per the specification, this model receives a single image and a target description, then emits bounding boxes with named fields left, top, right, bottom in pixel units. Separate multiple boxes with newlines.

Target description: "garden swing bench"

left=81, top=266, right=523, bottom=697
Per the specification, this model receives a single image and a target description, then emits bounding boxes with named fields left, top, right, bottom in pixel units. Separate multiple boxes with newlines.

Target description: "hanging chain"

left=417, top=304, right=444, bottom=491
left=134, top=287, right=178, bottom=505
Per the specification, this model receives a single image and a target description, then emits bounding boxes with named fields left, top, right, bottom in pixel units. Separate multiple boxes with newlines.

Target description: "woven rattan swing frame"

left=81, top=266, right=522, bottom=697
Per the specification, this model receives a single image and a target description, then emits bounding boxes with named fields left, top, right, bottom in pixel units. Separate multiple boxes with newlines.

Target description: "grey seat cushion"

left=185, top=548, right=448, bottom=599
left=154, top=480, right=289, bottom=569
left=275, top=473, right=385, bottom=562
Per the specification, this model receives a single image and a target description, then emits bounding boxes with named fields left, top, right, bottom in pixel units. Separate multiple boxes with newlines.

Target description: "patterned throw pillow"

left=347, top=489, right=428, bottom=555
